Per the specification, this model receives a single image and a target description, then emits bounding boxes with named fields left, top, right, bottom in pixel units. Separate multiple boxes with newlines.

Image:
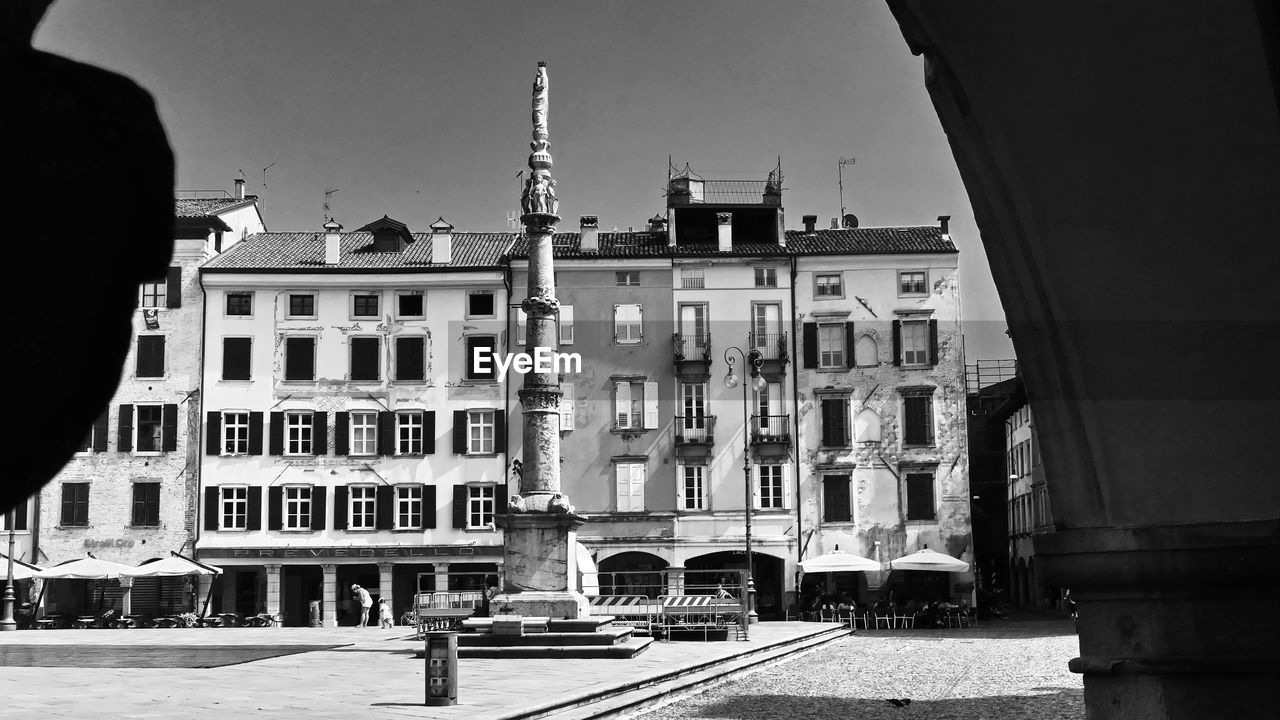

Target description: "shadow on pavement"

left=672, top=689, right=1083, bottom=719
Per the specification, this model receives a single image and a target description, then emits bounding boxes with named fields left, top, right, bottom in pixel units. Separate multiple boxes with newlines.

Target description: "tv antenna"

left=838, top=156, right=856, bottom=222
left=262, top=162, right=276, bottom=188
left=323, top=186, right=340, bottom=221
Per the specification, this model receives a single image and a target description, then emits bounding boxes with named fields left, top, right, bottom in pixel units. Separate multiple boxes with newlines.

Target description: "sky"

left=36, top=0, right=1013, bottom=359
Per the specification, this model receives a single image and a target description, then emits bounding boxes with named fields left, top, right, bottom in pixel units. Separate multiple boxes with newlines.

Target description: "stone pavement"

left=0, top=622, right=838, bottom=720
left=632, top=616, right=1084, bottom=719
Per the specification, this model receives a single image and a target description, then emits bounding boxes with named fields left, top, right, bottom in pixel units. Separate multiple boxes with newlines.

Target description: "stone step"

left=456, top=637, right=654, bottom=660
left=548, top=617, right=615, bottom=633
left=457, top=627, right=634, bottom=647
left=461, top=617, right=549, bottom=633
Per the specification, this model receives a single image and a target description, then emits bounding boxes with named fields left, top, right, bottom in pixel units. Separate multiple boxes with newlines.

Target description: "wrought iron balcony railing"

left=672, top=332, right=712, bottom=363
left=748, top=331, right=788, bottom=362
left=750, top=414, right=791, bottom=443
left=674, top=415, right=716, bottom=445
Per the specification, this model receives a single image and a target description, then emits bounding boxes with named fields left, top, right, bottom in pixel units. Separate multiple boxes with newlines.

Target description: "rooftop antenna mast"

left=323, top=186, right=339, bottom=222
left=838, top=156, right=857, bottom=224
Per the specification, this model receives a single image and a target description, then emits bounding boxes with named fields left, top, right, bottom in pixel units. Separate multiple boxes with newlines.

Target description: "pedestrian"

left=351, top=584, right=372, bottom=627
left=378, top=598, right=394, bottom=629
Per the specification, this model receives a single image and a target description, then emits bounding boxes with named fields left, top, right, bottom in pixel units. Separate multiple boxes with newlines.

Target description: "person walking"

left=351, top=584, right=372, bottom=627
left=378, top=598, right=394, bottom=629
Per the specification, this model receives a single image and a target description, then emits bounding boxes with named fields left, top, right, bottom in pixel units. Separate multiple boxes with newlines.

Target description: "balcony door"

left=680, top=304, right=707, bottom=349
left=754, top=381, right=783, bottom=436
left=752, top=303, right=780, bottom=356
left=682, top=382, right=707, bottom=429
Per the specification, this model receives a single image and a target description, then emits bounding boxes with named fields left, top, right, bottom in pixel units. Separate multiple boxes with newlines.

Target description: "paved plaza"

left=0, top=616, right=1080, bottom=719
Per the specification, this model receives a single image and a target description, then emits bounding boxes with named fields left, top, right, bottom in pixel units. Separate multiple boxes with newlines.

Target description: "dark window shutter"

left=802, top=322, right=818, bottom=368
left=312, top=411, right=328, bottom=455
left=92, top=408, right=109, bottom=452
left=269, top=412, right=284, bottom=455
left=12, top=500, right=27, bottom=531
left=495, top=490, right=508, bottom=516
left=206, top=412, right=222, bottom=455
left=248, top=411, right=264, bottom=455
left=162, top=404, right=178, bottom=452
left=494, top=410, right=506, bottom=453
left=906, top=473, right=935, bottom=520
left=822, top=399, right=844, bottom=446
left=350, top=337, right=380, bottom=381
left=166, top=266, right=182, bottom=308
left=333, top=486, right=348, bottom=531
left=422, top=485, right=437, bottom=529
left=376, top=486, right=394, bottom=530
left=223, top=338, right=251, bottom=380
left=334, top=412, right=350, bottom=456
left=396, top=337, right=424, bottom=381
left=453, top=410, right=468, bottom=454
left=928, top=319, right=939, bottom=366
left=423, top=411, right=436, bottom=454
left=823, top=476, right=852, bottom=523
left=137, top=336, right=165, bottom=377
left=311, top=487, right=326, bottom=531
left=118, top=404, right=134, bottom=452
left=892, top=320, right=902, bottom=366
left=452, top=486, right=469, bottom=528
left=247, top=487, right=262, bottom=531
left=285, top=337, right=315, bottom=380
left=268, top=487, right=282, bottom=530
left=844, top=322, right=856, bottom=368
left=204, top=487, right=219, bottom=530
left=466, top=336, right=497, bottom=380
left=377, top=411, right=395, bottom=456
left=60, top=484, right=75, bottom=525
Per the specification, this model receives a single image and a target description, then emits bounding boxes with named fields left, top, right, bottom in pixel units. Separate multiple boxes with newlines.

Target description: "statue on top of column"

left=531, top=61, right=549, bottom=150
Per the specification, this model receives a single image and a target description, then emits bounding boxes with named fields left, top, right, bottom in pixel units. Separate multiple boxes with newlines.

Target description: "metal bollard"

left=423, top=630, right=458, bottom=706
left=309, top=600, right=322, bottom=628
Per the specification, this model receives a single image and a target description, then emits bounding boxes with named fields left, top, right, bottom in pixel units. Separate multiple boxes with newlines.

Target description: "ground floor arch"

left=685, top=550, right=786, bottom=620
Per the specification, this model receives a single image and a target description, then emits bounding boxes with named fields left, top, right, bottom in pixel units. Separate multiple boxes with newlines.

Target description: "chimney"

left=717, top=212, right=733, bottom=251
left=647, top=214, right=666, bottom=233
left=802, top=215, right=817, bottom=233
left=830, top=218, right=839, bottom=229
left=579, top=215, right=599, bottom=253
left=430, top=216, right=454, bottom=264
left=233, top=172, right=245, bottom=200
left=937, top=215, right=951, bottom=234
left=323, top=219, right=342, bottom=265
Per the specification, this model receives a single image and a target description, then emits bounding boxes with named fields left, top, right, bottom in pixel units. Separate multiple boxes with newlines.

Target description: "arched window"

left=854, top=408, right=881, bottom=442
left=855, top=334, right=879, bottom=367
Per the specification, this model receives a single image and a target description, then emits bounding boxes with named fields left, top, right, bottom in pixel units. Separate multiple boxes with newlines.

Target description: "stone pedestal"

left=494, top=512, right=588, bottom=620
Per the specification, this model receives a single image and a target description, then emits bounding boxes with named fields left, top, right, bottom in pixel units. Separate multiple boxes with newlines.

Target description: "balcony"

left=749, top=331, right=789, bottom=376
left=672, top=332, right=712, bottom=379
left=750, top=414, right=792, bottom=456
left=674, top=415, right=716, bottom=460
left=614, top=412, right=645, bottom=433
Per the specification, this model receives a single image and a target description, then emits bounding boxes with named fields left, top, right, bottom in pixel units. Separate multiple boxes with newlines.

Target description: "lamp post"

left=724, top=345, right=764, bottom=623
left=1, top=509, right=17, bottom=631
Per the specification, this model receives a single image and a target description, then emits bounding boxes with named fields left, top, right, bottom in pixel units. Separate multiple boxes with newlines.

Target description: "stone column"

left=433, top=563, right=450, bottom=594
left=666, top=566, right=685, bottom=596
left=321, top=564, right=337, bottom=628
left=118, top=576, right=132, bottom=617
left=264, top=563, right=282, bottom=618
left=378, top=562, right=394, bottom=605
left=494, top=61, right=588, bottom=620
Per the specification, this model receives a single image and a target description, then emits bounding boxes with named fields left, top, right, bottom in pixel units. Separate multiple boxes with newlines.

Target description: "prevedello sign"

left=199, top=545, right=503, bottom=560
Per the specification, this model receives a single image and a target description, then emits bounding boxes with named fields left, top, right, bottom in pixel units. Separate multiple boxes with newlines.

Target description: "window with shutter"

left=60, top=482, right=89, bottom=526
left=203, top=487, right=219, bottom=531
left=901, top=320, right=930, bottom=366
left=220, top=486, right=248, bottom=530
left=613, top=304, right=643, bottom=344
left=905, top=472, right=935, bottom=520
left=559, top=383, right=575, bottom=430
left=822, top=474, right=852, bottom=523
left=397, top=412, right=425, bottom=455
left=466, top=335, right=497, bottom=380
left=643, top=381, right=659, bottom=429
left=284, top=336, right=316, bottom=380
left=466, top=485, right=497, bottom=529
left=395, top=336, right=425, bottom=381
left=614, top=463, right=645, bottom=512
left=136, top=336, right=165, bottom=378
left=285, top=411, right=314, bottom=455
left=395, top=485, right=424, bottom=529
left=130, top=482, right=160, bottom=527
left=558, top=305, right=574, bottom=345
left=283, top=485, right=312, bottom=530
left=678, top=465, right=706, bottom=511
left=350, top=337, right=380, bottom=381
left=165, top=267, right=182, bottom=308
left=349, top=412, right=377, bottom=456
left=902, top=395, right=935, bottom=446
left=221, top=412, right=249, bottom=455
left=348, top=485, right=377, bottom=530
left=756, top=465, right=786, bottom=509
left=802, top=322, right=818, bottom=368
left=222, top=337, right=252, bottom=380
left=821, top=397, right=850, bottom=447
left=133, top=404, right=164, bottom=453
left=614, top=381, right=632, bottom=429
left=467, top=410, right=495, bottom=454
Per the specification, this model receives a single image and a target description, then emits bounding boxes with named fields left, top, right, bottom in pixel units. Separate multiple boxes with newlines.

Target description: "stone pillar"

left=118, top=576, right=132, bottom=616
left=197, top=575, right=213, bottom=615
left=321, top=564, right=337, bottom=628
left=666, top=566, right=685, bottom=596
left=378, top=562, right=393, bottom=605
left=264, top=563, right=282, bottom=618
left=434, top=563, right=450, bottom=593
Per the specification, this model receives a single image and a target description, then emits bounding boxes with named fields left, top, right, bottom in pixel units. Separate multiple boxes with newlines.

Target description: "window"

left=136, top=336, right=165, bottom=378
left=131, top=482, right=160, bottom=527
left=613, top=304, right=643, bottom=343
left=678, top=304, right=708, bottom=348
left=350, top=412, right=377, bottom=456
left=614, top=380, right=659, bottom=430
left=78, top=408, right=109, bottom=453
left=681, top=382, right=708, bottom=426
left=756, top=465, right=786, bottom=509
left=284, top=336, right=316, bottom=380
left=815, top=273, right=843, bottom=298
left=468, top=292, right=495, bottom=317
left=60, top=482, right=89, bottom=526
left=222, top=337, right=251, bottom=380
left=678, top=465, right=706, bottom=511
left=902, top=394, right=935, bottom=446
left=135, top=404, right=164, bottom=452
left=350, top=337, right=380, bottom=381
left=754, top=267, right=778, bottom=288
left=284, top=485, right=312, bottom=530
left=398, top=411, right=424, bottom=455
left=396, top=485, right=423, bottom=529
left=285, top=411, right=314, bottom=455
left=818, top=324, right=845, bottom=368
left=822, top=474, right=852, bottom=523
left=220, top=486, right=247, bottom=530
left=349, top=485, right=376, bottom=530
left=226, top=292, right=253, bottom=316
left=905, top=471, right=935, bottom=520
left=395, top=336, right=425, bottom=381
left=559, top=382, right=575, bottom=431
left=352, top=293, right=379, bottom=318
left=899, top=271, right=928, bottom=296
left=820, top=397, right=851, bottom=447
left=615, top=462, right=645, bottom=512
left=467, top=485, right=496, bottom=528
left=1, top=499, right=29, bottom=532
left=616, top=271, right=639, bottom=286
left=680, top=267, right=704, bottom=288
left=140, top=281, right=166, bottom=308
left=468, top=411, right=495, bottom=454
left=465, top=336, right=497, bottom=380
left=902, top=320, right=930, bottom=365
left=558, top=305, right=575, bottom=345
left=222, top=412, right=249, bottom=454
left=397, top=292, right=424, bottom=318
left=287, top=293, right=316, bottom=318
left=854, top=334, right=878, bottom=367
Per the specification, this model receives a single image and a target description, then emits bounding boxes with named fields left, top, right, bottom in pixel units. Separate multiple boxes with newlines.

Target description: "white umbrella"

left=121, top=555, right=222, bottom=578
left=886, top=548, right=969, bottom=572
left=0, top=552, right=42, bottom=581
left=575, top=541, right=599, bottom=597
left=35, top=556, right=134, bottom=579
left=799, top=547, right=882, bottom=573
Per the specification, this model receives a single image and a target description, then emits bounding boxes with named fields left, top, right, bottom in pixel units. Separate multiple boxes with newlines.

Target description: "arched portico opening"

left=685, top=551, right=786, bottom=620
left=597, top=552, right=668, bottom=598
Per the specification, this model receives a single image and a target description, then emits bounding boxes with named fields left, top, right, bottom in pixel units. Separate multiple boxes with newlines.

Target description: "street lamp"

left=724, top=345, right=764, bottom=623
left=1, top=508, right=17, bottom=631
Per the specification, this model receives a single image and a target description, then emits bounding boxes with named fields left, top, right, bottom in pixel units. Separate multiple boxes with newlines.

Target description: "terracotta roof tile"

left=203, top=232, right=513, bottom=271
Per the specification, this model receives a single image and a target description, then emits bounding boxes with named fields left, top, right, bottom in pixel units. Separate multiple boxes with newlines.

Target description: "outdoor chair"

left=893, top=607, right=916, bottom=629
left=872, top=605, right=894, bottom=629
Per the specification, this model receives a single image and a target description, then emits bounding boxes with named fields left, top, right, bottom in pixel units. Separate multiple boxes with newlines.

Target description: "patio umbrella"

left=35, top=556, right=133, bottom=579
left=0, top=552, right=42, bottom=581
left=885, top=548, right=969, bottom=572
left=799, top=547, right=882, bottom=573
left=576, top=541, right=599, bottom=597
left=121, top=552, right=223, bottom=617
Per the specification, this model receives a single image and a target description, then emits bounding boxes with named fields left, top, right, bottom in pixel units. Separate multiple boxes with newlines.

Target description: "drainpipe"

left=195, top=267, right=208, bottom=562
left=789, top=254, right=803, bottom=599
left=501, top=259, right=513, bottom=578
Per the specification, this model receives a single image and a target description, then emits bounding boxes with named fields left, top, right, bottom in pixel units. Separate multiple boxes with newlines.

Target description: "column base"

left=490, top=590, right=588, bottom=621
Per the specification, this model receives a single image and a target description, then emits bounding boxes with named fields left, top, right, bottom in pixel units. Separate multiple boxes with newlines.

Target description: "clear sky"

left=36, top=0, right=1013, bottom=359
